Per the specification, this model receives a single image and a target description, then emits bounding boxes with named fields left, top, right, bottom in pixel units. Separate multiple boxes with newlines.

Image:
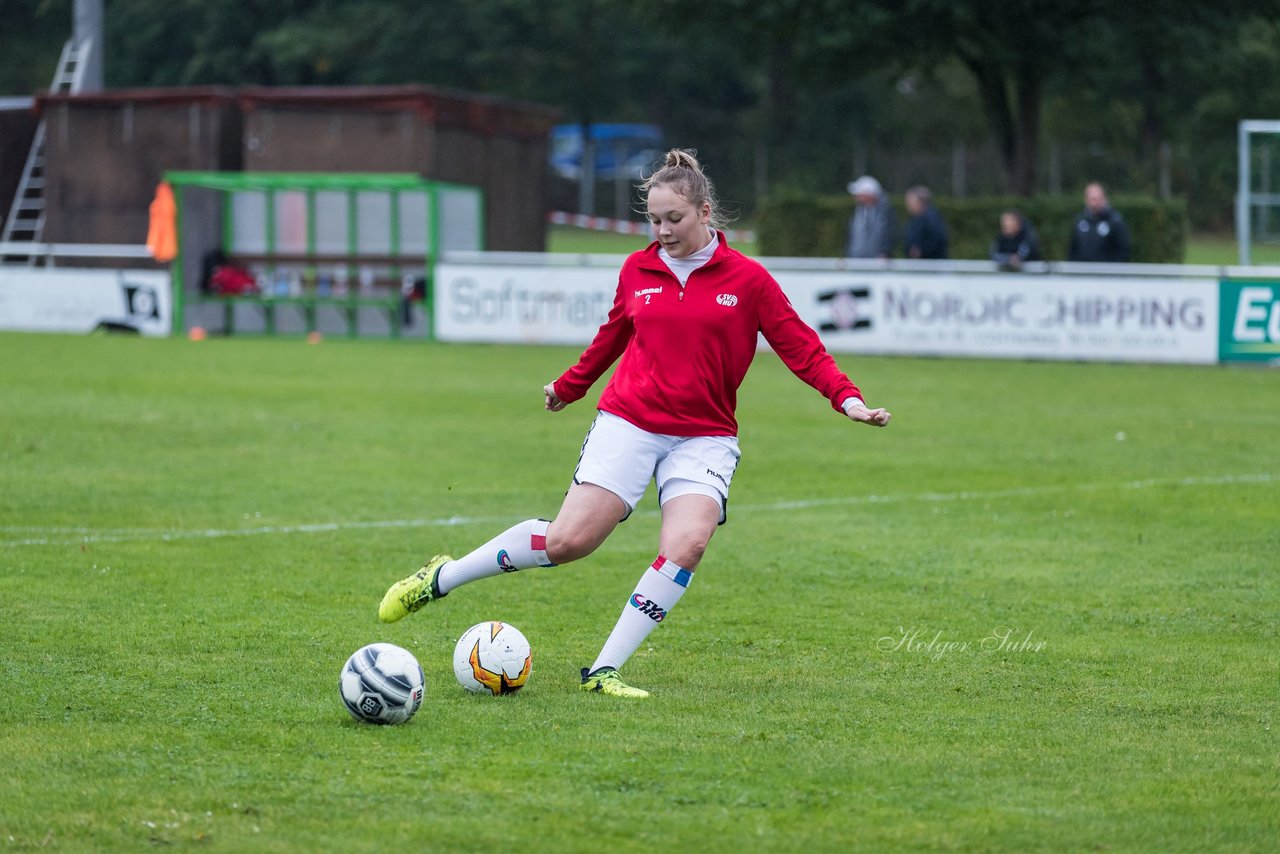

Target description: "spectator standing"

left=902, top=186, right=949, bottom=259
left=1068, top=182, right=1131, bottom=262
left=990, top=210, right=1041, bottom=271
left=846, top=175, right=895, bottom=258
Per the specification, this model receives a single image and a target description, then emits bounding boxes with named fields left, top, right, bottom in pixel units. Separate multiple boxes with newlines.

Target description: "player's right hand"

left=847, top=404, right=891, bottom=427
left=544, top=382, right=567, bottom=412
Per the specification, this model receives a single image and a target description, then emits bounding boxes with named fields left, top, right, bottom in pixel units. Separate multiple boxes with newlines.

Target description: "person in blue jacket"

left=990, top=210, right=1041, bottom=271
left=902, top=186, right=949, bottom=260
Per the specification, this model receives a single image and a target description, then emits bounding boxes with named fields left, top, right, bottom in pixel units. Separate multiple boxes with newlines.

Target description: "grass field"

left=1, top=332, right=1277, bottom=852
left=549, top=222, right=1280, bottom=266
left=1181, top=233, right=1280, bottom=267
left=548, top=224, right=756, bottom=255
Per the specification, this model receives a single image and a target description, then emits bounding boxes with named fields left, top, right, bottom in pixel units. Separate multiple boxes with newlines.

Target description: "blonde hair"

left=640, top=148, right=728, bottom=231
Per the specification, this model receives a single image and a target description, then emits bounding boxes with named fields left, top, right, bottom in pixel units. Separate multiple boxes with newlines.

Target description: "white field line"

left=2, top=472, right=1274, bottom=549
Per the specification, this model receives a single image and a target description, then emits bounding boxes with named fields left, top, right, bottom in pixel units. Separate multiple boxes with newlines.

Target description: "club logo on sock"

left=629, top=593, right=666, bottom=622
left=497, top=550, right=519, bottom=573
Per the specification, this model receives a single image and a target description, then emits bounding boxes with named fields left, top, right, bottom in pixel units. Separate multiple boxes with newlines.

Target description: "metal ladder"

left=1, top=37, right=93, bottom=262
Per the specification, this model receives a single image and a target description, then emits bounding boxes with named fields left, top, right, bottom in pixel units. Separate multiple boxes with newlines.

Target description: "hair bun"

left=666, top=148, right=701, bottom=171
left=640, top=147, right=728, bottom=231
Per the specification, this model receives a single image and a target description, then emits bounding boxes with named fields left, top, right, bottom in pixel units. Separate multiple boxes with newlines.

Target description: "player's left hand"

left=847, top=403, right=891, bottom=427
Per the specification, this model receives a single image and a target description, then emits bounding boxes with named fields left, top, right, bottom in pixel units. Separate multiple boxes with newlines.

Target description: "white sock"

left=436, top=519, right=554, bottom=594
left=590, top=556, right=691, bottom=673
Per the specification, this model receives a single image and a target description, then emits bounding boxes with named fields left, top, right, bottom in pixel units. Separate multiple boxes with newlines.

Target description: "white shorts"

left=573, top=411, right=741, bottom=524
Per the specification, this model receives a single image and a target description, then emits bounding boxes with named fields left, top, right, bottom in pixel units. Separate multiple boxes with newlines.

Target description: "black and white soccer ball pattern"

left=339, top=643, right=425, bottom=725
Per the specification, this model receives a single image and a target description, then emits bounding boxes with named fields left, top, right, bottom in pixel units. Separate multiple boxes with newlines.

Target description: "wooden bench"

left=200, top=253, right=426, bottom=337
left=191, top=292, right=409, bottom=338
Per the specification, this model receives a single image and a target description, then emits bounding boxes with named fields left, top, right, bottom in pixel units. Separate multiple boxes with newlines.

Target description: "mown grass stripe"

left=4, top=471, right=1272, bottom=548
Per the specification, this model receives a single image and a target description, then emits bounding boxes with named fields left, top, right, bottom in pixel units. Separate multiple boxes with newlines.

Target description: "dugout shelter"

left=166, top=170, right=483, bottom=338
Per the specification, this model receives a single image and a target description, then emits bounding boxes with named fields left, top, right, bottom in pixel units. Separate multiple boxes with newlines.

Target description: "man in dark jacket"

left=1068, top=182, right=1130, bottom=262
left=903, top=186, right=949, bottom=259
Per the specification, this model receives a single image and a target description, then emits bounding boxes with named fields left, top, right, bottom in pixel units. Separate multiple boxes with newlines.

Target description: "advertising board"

left=0, top=268, right=171, bottom=336
left=1218, top=280, right=1280, bottom=363
left=435, top=259, right=1220, bottom=365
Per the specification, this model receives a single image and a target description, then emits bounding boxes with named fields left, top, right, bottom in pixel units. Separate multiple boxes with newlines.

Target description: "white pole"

left=1238, top=121, right=1251, bottom=266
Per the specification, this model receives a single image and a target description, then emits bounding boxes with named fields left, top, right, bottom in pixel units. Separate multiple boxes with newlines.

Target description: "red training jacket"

left=553, top=233, right=863, bottom=436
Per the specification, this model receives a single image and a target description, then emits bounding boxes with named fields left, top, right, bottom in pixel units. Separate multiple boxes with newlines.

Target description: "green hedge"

left=755, top=193, right=1187, bottom=263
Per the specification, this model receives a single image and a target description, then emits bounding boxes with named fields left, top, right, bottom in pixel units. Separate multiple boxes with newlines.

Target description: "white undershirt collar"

left=658, top=231, right=719, bottom=286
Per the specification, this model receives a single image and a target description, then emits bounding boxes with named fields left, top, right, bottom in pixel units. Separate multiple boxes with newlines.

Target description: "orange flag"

left=146, top=181, right=177, bottom=262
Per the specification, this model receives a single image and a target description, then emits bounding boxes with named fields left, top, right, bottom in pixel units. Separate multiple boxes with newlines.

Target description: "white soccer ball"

left=452, top=621, right=532, bottom=695
left=339, top=643, right=425, bottom=725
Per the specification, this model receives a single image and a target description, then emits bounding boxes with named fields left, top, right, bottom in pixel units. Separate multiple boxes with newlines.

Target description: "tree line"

left=5, top=0, right=1280, bottom=227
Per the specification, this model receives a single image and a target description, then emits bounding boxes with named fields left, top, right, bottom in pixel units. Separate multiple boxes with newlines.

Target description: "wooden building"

left=0, top=99, right=40, bottom=232
left=32, top=85, right=558, bottom=251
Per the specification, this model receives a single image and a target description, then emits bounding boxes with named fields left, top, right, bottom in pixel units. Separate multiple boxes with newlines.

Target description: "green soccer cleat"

left=378, top=555, right=451, bottom=623
left=579, top=666, right=650, bottom=699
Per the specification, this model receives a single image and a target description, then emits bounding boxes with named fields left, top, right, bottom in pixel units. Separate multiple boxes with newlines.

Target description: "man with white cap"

left=846, top=175, right=895, bottom=259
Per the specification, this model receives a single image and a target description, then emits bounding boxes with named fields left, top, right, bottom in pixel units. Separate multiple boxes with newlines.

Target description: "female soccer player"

left=378, top=149, right=891, bottom=698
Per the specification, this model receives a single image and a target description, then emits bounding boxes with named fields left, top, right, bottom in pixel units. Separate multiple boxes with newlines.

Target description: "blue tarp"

left=550, top=123, right=663, bottom=180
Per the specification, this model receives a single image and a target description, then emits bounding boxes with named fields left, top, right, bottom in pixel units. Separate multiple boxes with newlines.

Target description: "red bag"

left=210, top=265, right=258, bottom=295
